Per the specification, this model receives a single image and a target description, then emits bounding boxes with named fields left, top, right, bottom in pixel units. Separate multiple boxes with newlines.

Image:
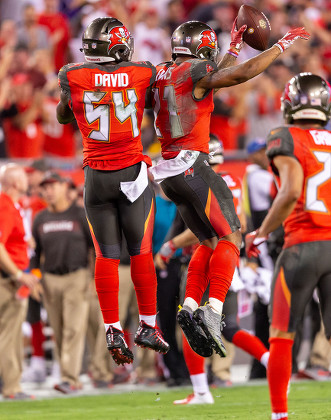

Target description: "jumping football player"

left=150, top=18, right=309, bottom=358
left=56, top=17, right=169, bottom=366
left=246, top=73, right=331, bottom=420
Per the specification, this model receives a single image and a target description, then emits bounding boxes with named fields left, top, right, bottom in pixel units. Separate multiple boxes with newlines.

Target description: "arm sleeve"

left=30, top=216, right=42, bottom=269
left=190, top=59, right=217, bottom=100
left=190, top=59, right=218, bottom=85
left=266, top=126, right=295, bottom=175
left=58, top=65, right=71, bottom=98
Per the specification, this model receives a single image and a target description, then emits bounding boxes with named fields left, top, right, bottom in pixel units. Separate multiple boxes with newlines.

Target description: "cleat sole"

left=194, top=310, right=227, bottom=358
left=109, top=348, right=134, bottom=366
left=177, top=310, right=213, bottom=358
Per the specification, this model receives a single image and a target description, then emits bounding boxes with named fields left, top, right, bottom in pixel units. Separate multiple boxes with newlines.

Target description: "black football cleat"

left=106, top=326, right=134, bottom=366
left=177, top=305, right=213, bottom=357
left=134, top=321, right=170, bottom=354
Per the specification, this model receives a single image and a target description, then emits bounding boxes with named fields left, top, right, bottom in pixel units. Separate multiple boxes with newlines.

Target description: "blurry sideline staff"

left=242, top=138, right=277, bottom=379
left=245, top=73, right=331, bottom=420
left=0, top=163, right=39, bottom=400
left=31, top=171, right=93, bottom=394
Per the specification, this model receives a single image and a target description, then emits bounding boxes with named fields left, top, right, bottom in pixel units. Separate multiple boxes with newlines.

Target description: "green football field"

left=2, top=381, right=331, bottom=420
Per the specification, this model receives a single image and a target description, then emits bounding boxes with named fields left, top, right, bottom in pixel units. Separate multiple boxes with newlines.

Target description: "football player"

left=150, top=19, right=309, bottom=358
left=245, top=73, right=331, bottom=420
left=56, top=17, right=169, bottom=366
left=156, top=136, right=270, bottom=405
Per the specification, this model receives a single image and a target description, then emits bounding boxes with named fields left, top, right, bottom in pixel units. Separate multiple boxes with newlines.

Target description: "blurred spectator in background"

left=165, top=0, right=185, bottom=34
left=31, top=171, right=93, bottom=393
left=133, top=7, right=170, bottom=64
left=0, top=163, right=40, bottom=400
left=2, top=70, right=46, bottom=158
left=17, top=3, right=50, bottom=53
left=38, top=0, right=71, bottom=71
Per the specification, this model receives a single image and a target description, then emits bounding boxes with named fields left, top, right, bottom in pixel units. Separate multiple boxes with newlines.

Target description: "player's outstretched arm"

left=245, top=155, right=304, bottom=258
left=198, top=27, right=310, bottom=91
left=56, top=91, right=75, bottom=124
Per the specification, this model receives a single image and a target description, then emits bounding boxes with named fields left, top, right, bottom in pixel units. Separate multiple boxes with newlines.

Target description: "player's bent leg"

left=131, top=253, right=169, bottom=354
left=194, top=232, right=241, bottom=358
left=268, top=328, right=295, bottom=420
left=95, top=257, right=134, bottom=365
left=178, top=243, right=214, bottom=357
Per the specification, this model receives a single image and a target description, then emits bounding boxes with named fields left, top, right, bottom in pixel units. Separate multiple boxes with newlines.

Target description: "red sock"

left=268, top=337, right=293, bottom=418
left=31, top=321, right=44, bottom=357
left=185, top=244, right=213, bottom=304
left=182, top=334, right=205, bottom=375
left=130, top=253, right=157, bottom=316
left=209, top=240, right=239, bottom=302
left=232, top=330, right=268, bottom=362
left=94, top=257, right=120, bottom=323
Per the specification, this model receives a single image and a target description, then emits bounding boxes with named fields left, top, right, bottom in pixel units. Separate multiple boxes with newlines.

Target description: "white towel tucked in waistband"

left=120, top=161, right=148, bottom=203
left=149, top=150, right=200, bottom=184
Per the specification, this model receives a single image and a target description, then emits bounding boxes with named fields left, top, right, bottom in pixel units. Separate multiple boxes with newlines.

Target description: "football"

left=236, top=4, right=271, bottom=51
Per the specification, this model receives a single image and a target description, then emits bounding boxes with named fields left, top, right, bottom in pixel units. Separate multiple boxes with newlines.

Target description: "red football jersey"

left=153, top=59, right=217, bottom=159
left=58, top=61, right=156, bottom=170
left=267, top=126, right=331, bottom=248
left=0, top=193, right=29, bottom=269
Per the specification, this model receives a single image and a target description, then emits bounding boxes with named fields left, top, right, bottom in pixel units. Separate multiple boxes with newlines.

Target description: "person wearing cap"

left=0, top=163, right=40, bottom=400
left=242, top=138, right=278, bottom=380
left=30, top=171, right=93, bottom=393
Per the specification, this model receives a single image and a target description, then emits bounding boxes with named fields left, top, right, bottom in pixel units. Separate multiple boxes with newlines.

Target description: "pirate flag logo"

left=197, top=29, right=217, bottom=53
left=107, top=25, right=131, bottom=53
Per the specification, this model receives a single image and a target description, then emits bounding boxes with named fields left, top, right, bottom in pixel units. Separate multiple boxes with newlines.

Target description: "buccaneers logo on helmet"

left=197, top=29, right=217, bottom=52
left=107, top=25, right=131, bottom=53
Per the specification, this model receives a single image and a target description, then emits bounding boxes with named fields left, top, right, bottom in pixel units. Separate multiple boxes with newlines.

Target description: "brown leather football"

left=237, top=4, right=271, bottom=51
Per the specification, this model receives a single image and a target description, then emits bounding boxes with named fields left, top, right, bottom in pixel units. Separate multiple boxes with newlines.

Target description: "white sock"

left=191, top=373, right=209, bottom=395
left=139, top=315, right=156, bottom=327
left=104, top=321, right=122, bottom=332
left=30, top=356, right=45, bottom=370
left=272, top=412, right=288, bottom=420
left=209, top=297, right=223, bottom=315
left=183, top=297, right=198, bottom=311
left=260, top=351, right=270, bottom=368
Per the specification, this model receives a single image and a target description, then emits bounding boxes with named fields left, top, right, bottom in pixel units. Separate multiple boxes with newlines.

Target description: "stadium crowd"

left=0, top=0, right=331, bottom=413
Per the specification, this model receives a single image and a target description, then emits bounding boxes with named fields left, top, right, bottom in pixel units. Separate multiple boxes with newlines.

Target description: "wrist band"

left=14, top=270, right=23, bottom=280
left=227, top=49, right=238, bottom=58
left=274, top=43, right=284, bottom=53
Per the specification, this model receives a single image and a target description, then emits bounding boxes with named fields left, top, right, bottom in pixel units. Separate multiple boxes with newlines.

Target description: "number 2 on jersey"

left=305, top=151, right=331, bottom=213
left=83, top=90, right=139, bottom=141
